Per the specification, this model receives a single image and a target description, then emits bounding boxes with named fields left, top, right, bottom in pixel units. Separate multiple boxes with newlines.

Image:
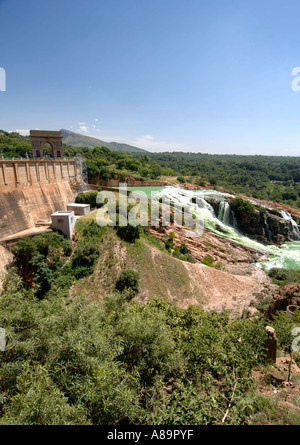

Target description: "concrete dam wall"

left=0, top=160, right=78, bottom=240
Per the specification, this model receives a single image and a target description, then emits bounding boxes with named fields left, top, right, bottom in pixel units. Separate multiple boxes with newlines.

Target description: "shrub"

left=179, top=242, right=189, bottom=255
left=229, top=197, right=255, bottom=221
left=116, top=224, right=141, bottom=243
left=172, top=246, right=183, bottom=259
left=201, top=254, right=221, bottom=269
left=268, top=268, right=300, bottom=287
left=186, top=253, right=196, bottom=263
left=270, top=311, right=294, bottom=354
left=71, top=242, right=100, bottom=279
left=75, top=191, right=103, bottom=209
left=116, top=270, right=139, bottom=296
left=201, top=254, right=214, bottom=267
left=11, top=232, right=73, bottom=297
left=74, top=218, right=106, bottom=242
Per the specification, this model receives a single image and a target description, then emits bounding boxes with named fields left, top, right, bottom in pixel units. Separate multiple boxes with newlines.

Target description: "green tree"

left=116, top=270, right=140, bottom=296
left=116, top=224, right=141, bottom=243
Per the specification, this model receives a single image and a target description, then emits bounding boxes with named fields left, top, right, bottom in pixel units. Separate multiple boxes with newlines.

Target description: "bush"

left=11, top=232, right=73, bottom=297
left=1, top=270, right=296, bottom=426
left=268, top=268, right=300, bottom=286
left=75, top=191, right=103, bottom=209
left=186, top=253, right=196, bottom=263
left=74, top=218, right=106, bottom=242
left=179, top=243, right=189, bottom=255
left=229, top=197, right=255, bottom=221
left=201, top=254, right=214, bottom=267
left=115, top=270, right=139, bottom=296
left=172, top=246, right=183, bottom=259
left=116, top=224, right=141, bottom=243
left=172, top=245, right=196, bottom=263
left=201, top=254, right=221, bottom=269
left=71, top=242, right=100, bottom=279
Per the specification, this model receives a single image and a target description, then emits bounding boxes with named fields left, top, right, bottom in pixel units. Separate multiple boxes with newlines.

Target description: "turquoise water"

left=113, top=186, right=166, bottom=198
left=254, top=242, right=300, bottom=271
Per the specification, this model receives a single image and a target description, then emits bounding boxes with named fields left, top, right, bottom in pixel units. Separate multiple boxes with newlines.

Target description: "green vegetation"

left=115, top=270, right=140, bottom=297
left=116, top=224, right=142, bottom=243
left=71, top=242, right=100, bottom=279
left=163, top=233, right=196, bottom=263
left=70, top=149, right=300, bottom=209
left=0, top=130, right=31, bottom=158
left=268, top=268, right=300, bottom=287
left=164, top=231, right=175, bottom=252
left=201, top=254, right=222, bottom=270
left=229, top=197, right=256, bottom=222
left=1, top=268, right=299, bottom=425
left=75, top=190, right=103, bottom=209
left=11, top=232, right=73, bottom=299
left=1, top=209, right=300, bottom=425
left=1, top=130, right=299, bottom=209
left=143, top=152, right=300, bottom=209
left=11, top=219, right=107, bottom=297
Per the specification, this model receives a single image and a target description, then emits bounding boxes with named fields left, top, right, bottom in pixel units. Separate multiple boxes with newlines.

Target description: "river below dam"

left=121, top=185, right=300, bottom=271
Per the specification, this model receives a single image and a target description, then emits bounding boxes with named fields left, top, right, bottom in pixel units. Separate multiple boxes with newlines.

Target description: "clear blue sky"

left=1, top=0, right=300, bottom=155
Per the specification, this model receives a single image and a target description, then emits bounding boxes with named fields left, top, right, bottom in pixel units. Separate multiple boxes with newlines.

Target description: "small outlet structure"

left=286, top=305, right=299, bottom=318
left=51, top=211, right=75, bottom=239
left=67, top=203, right=90, bottom=216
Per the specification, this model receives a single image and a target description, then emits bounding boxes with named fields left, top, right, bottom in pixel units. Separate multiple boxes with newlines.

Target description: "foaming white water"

left=154, top=187, right=279, bottom=254
left=280, top=210, right=300, bottom=241
left=153, top=186, right=300, bottom=269
left=255, top=242, right=300, bottom=271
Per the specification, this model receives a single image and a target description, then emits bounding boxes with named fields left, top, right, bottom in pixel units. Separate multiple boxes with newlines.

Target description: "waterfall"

left=263, top=212, right=273, bottom=242
left=280, top=211, right=300, bottom=241
left=151, top=186, right=300, bottom=270
left=218, top=201, right=231, bottom=226
left=154, top=186, right=278, bottom=253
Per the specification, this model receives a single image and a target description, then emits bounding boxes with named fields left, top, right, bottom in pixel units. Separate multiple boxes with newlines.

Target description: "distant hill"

left=60, top=129, right=148, bottom=153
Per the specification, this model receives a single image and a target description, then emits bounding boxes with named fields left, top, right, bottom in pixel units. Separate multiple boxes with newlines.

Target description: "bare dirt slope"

left=71, top=224, right=274, bottom=316
left=184, top=261, right=268, bottom=316
left=147, top=224, right=276, bottom=315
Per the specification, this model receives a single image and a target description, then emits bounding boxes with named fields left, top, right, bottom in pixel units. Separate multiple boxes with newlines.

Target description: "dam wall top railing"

left=0, top=159, right=80, bottom=192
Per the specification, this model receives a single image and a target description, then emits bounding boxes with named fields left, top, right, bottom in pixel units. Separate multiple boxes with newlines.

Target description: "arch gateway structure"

left=30, top=130, right=63, bottom=159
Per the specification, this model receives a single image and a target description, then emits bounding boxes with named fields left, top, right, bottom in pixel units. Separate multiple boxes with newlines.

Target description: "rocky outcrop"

left=266, top=283, right=300, bottom=317
left=232, top=207, right=290, bottom=245
left=205, top=197, right=300, bottom=246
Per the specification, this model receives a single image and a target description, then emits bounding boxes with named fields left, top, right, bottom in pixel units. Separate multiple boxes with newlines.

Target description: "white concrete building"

left=51, top=211, right=75, bottom=239
left=67, top=203, right=90, bottom=216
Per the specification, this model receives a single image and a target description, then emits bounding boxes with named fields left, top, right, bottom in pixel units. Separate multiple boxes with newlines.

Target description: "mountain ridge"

left=60, top=129, right=148, bottom=153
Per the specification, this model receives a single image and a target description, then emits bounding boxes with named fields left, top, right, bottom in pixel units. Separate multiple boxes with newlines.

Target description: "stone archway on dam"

left=30, top=130, right=63, bottom=159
